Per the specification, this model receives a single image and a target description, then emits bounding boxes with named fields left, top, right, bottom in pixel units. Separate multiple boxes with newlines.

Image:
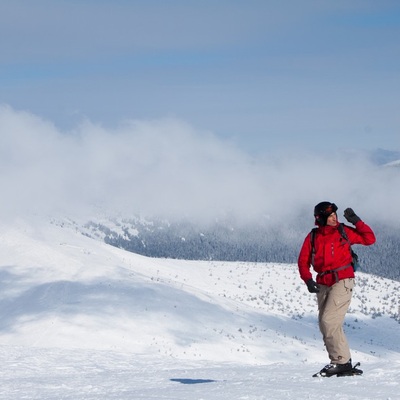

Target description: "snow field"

left=0, top=217, right=399, bottom=399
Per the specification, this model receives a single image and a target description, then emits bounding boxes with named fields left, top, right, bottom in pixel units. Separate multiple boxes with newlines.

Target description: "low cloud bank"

left=0, top=105, right=398, bottom=227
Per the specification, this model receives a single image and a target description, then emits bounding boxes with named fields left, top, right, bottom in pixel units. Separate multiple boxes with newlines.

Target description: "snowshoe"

left=336, top=362, right=363, bottom=377
left=313, top=361, right=362, bottom=378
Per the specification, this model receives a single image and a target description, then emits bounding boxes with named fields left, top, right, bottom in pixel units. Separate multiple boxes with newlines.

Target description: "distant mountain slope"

left=383, top=159, right=400, bottom=168
left=369, top=148, right=400, bottom=165
left=76, top=216, right=400, bottom=282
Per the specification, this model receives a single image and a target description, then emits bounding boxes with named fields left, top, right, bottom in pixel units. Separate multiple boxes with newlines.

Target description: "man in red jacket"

left=298, top=201, right=376, bottom=376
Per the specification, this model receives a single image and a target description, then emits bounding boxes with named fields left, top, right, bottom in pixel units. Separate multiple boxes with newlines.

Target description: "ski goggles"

left=319, top=203, right=338, bottom=216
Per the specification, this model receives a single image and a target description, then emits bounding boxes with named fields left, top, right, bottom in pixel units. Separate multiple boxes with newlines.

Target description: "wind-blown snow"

left=0, top=217, right=399, bottom=399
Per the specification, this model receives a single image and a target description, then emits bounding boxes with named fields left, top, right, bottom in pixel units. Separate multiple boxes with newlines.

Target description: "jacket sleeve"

left=297, top=233, right=313, bottom=283
left=345, top=221, right=376, bottom=246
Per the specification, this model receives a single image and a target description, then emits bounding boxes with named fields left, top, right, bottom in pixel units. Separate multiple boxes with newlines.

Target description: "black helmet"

left=314, top=201, right=338, bottom=226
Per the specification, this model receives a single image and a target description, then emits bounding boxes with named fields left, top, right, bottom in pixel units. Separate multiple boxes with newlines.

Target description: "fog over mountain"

left=1, top=105, right=399, bottom=280
left=2, top=105, right=399, bottom=223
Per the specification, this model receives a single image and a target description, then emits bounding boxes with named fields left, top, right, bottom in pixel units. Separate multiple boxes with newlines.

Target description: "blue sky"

left=1, top=0, right=399, bottom=155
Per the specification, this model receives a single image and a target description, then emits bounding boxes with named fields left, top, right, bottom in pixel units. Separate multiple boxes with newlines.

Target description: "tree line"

left=84, top=217, right=399, bottom=282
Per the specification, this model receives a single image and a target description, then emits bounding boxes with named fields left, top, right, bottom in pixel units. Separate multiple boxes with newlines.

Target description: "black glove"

left=306, top=279, right=320, bottom=293
left=344, top=208, right=361, bottom=225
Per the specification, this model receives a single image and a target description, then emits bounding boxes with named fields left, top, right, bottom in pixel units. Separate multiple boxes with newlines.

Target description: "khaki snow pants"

left=317, top=278, right=354, bottom=364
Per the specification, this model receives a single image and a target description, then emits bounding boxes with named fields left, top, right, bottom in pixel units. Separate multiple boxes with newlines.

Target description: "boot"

left=319, top=360, right=352, bottom=377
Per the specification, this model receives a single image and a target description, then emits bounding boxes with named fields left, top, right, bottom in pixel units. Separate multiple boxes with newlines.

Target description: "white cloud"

left=0, top=105, right=399, bottom=226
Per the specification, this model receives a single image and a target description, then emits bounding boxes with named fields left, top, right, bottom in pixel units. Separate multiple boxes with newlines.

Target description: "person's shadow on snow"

left=170, top=378, right=216, bottom=384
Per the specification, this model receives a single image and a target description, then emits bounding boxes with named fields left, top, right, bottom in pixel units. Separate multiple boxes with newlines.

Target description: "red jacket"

left=298, top=220, right=376, bottom=286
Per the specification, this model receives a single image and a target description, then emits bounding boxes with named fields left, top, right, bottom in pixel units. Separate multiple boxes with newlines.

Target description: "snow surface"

left=0, top=217, right=399, bottom=400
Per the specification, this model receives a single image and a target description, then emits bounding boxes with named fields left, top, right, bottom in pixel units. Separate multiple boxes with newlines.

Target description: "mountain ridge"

left=69, top=215, right=400, bottom=282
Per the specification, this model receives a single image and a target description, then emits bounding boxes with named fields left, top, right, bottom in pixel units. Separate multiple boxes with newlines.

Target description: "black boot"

left=319, top=360, right=352, bottom=377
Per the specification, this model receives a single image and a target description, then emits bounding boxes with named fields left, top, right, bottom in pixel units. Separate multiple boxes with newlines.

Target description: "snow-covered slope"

left=384, top=159, right=400, bottom=168
left=0, top=217, right=399, bottom=399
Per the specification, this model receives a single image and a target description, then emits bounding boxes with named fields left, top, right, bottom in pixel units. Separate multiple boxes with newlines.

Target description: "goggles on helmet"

left=315, top=203, right=338, bottom=217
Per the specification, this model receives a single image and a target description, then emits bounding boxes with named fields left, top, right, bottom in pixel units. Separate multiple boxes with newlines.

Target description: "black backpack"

left=310, top=223, right=360, bottom=271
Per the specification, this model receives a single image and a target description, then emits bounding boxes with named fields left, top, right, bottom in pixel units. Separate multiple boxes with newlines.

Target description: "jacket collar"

left=318, top=222, right=339, bottom=235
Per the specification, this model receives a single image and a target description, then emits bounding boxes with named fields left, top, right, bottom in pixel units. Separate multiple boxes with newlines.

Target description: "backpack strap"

left=338, top=223, right=360, bottom=270
left=310, top=228, right=317, bottom=266
left=318, top=263, right=353, bottom=283
left=338, top=223, right=349, bottom=243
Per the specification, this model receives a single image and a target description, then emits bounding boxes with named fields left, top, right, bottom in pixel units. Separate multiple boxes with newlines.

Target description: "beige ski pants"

left=317, top=278, right=354, bottom=364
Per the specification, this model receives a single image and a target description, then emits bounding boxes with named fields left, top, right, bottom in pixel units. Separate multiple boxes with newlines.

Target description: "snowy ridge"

left=383, top=159, right=400, bottom=168
left=0, top=217, right=399, bottom=399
